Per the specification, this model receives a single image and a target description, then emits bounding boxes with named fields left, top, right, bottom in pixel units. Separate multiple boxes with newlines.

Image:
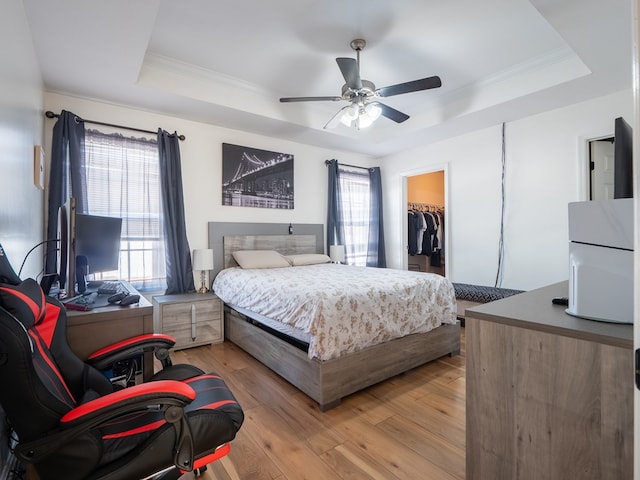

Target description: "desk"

left=65, top=282, right=154, bottom=380
left=465, top=281, right=633, bottom=480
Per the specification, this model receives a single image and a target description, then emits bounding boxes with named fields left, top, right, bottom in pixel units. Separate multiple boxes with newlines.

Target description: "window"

left=327, top=160, right=386, bottom=268
left=338, top=167, right=371, bottom=266
left=83, top=129, right=165, bottom=291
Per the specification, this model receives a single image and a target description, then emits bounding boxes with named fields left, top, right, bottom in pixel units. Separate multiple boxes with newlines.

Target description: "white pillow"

left=232, top=250, right=290, bottom=269
left=284, top=253, right=332, bottom=266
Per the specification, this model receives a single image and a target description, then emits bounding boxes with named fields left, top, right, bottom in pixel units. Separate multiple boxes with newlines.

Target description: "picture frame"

left=222, top=143, right=294, bottom=209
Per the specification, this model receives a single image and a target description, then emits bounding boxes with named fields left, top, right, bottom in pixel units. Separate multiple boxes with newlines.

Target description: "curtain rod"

left=324, top=159, right=370, bottom=171
left=45, top=111, right=185, bottom=141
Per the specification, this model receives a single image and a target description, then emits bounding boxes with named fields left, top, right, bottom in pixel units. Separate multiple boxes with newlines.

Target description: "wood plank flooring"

left=172, top=328, right=465, bottom=480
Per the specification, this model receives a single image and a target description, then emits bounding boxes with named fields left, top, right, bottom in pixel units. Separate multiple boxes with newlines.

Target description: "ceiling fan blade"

left=376, top=76, right=442, bottom=97
left=280, top=96, right=342, bottom=102
left=336, top=58, right=362, bottom=90
left=377, top=103, right=410, bottom=123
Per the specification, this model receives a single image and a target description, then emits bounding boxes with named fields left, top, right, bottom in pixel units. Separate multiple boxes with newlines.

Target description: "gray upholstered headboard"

left=207, top=222, right=324, bottom=280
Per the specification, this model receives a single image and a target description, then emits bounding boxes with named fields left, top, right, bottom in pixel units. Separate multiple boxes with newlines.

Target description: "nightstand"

left=152, top=292, right=223, bottom=350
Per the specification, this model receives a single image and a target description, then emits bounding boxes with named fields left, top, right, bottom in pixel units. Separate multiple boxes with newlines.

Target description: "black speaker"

left=75, top=255, right=88, bottom=294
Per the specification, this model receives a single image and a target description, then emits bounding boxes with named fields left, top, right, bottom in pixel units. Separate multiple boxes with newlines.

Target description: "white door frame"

left=400, top=163, right=450, bottom=277
left=577, top=132, right=614, bottom=202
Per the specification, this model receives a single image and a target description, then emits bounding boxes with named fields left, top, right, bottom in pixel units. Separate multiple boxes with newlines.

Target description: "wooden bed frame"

left=208, top=222, right=461, bottom=411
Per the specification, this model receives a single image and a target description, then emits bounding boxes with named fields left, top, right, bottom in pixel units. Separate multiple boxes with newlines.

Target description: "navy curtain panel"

left=157, top=129, right=195, bottom=294
left=326, top=159, right=344, bottom=253
left=367, top=167, right=386, bottom=268
left=44, top=110, right=86, bottom=281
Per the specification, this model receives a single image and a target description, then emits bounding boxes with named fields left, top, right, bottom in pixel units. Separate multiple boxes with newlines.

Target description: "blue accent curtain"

left=157, top=129, right=195, bottom=294
left=326, top=159, right=344, bottom=253
left=44, top=111, right=86, bottom=281
left=367, top=167, right=386, bottom=268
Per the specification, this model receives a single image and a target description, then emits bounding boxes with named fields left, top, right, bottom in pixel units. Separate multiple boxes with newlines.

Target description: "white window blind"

left=83, top=129, right=166, bottom=291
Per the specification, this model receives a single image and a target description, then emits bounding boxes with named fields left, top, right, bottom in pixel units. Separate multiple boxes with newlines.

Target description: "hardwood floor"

left=172, top=328, right=466, bottom=480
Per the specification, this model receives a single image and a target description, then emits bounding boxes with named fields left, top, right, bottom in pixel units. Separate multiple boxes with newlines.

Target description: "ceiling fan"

left=280, top=38, right=442, bottom=130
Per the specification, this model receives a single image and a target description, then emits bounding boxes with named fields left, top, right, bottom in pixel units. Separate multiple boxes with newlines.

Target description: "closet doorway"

left=406, top=169, right=447, bottom=277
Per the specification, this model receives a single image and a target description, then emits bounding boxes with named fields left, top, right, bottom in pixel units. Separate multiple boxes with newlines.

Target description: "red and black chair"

left=0, top=245, right=243, bottom=480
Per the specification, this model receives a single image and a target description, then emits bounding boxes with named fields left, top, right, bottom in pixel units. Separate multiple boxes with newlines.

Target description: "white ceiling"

left=22, top=0, right=632, bottom=157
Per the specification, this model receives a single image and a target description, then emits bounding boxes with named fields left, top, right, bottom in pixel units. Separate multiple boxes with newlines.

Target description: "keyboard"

left=97, top=281, right=122, bottom=296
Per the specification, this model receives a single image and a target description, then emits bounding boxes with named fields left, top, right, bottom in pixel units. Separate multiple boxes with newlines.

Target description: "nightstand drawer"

left=153, top=293, right=223, bottom=350
left=160, top=300, right=221, bottom=326
left=162, top=317, right=222, bottom=349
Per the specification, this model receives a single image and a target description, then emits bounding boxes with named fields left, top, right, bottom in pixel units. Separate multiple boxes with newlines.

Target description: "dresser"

left=465, top=281, right=633, bottom=480
left=152, top=293, right=223, bottom=350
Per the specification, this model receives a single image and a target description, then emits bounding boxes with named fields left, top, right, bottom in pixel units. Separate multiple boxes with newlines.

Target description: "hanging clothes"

left=407, top=203, right=445, bottom=266
left=407, top=211, right=421, bottom=255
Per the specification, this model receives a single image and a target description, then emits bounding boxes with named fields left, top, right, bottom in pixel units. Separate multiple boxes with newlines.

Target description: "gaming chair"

left=0, top=244, right=243, bottom=480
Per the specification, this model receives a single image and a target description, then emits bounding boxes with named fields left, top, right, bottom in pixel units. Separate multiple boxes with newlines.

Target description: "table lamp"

left=192, top=248, right=214, bottom=293
left=329, top=245, right=345, bottom=264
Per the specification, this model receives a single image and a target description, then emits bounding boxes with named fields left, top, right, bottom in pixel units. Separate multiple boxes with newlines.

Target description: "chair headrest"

left=0, top=244, right=22, bottom=285
left=0, top=278, right=46, bottom=328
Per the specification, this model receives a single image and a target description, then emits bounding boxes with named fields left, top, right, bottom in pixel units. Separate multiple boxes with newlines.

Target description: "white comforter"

left=213, top=264, right=457, bottom=361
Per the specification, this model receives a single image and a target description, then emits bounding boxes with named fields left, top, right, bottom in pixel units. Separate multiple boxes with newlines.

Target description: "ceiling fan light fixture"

left=354, top=102, right=382, bottom=129
left=339, top=103, right=359, bottom=126
left=280, top=38, right=442, bottom=129
left=357, top=113, right=375, bottom=129
left=364, top=102, right=382, bottom=121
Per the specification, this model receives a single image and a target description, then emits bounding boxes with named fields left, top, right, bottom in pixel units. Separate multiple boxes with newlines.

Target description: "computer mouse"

left=108, top=292, right=127, bottom=304
left=119, top=294, right=140, bottom=306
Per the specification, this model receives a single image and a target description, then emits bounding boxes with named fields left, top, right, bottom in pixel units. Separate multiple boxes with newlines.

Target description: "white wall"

left=0, top=0, right=44, bottom=277
left=44, top=93, right=373, bottom=257
left=383, top=89, right=633, bottom=291
left=43, top=89, right=633, bottom=292
left=0, top=0, right=44, bottom=468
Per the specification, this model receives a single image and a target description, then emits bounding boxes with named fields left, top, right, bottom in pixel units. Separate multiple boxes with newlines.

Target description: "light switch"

left=34, top=145, right=44, bottom=189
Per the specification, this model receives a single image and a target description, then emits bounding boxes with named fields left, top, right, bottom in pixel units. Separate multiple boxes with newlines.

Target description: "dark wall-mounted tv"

left=614, top=116, right=633, bottom=199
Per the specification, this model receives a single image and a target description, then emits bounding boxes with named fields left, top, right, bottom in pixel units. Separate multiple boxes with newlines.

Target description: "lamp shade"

left=329, top=245, right=345, bottom=263
left=192, top=249, right=214, bottom=271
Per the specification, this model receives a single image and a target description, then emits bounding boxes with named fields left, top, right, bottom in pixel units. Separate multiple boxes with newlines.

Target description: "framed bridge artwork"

left=222, top=143, right=294, bottom=209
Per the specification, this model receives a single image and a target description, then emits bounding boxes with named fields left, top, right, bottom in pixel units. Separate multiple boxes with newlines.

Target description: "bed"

left=208, top=222, right=460, bottom=410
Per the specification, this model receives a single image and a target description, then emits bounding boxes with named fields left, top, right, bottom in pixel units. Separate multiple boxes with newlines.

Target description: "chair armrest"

left=61, top=380, right=195, bottom=424
left=86, top=333, right=176, bottom=370
left=15, top=380, right=195, bottom=464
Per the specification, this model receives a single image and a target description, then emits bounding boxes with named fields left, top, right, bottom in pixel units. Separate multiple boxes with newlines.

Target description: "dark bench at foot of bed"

left=453, top=283, right=524, bottom=326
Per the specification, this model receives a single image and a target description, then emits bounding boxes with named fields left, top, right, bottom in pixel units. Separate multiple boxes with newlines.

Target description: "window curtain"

left=367, top=167, right=386, bottom=268
left=44, top=110, right=86, bottom=281
left=326, top=160, right=386, bottom=267
left=326, top=159, right=344, bottom=253
left=157, top=129, right=195, bottom=294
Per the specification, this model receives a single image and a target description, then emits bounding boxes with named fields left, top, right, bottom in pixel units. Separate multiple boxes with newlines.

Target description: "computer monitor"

left=56, top=197, right=76, bottom=297
left=75, top=214, right=122, bottom=273
left=56, top=197, right=123, bottom=297
left=74, top=213, right=122, bottom=293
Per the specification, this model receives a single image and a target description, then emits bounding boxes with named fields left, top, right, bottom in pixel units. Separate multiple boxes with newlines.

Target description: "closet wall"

left=407, top=171, right=445, bottom=275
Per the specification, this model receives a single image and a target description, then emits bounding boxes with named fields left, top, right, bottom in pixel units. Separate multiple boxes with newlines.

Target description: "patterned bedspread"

left=213, top=264, right=457, bottom=361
